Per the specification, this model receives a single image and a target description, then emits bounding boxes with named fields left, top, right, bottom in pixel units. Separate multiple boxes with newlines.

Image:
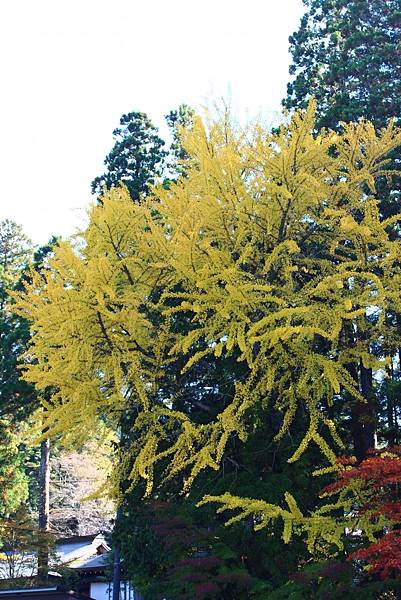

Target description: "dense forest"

left=1, top=1, right=401, bottom=599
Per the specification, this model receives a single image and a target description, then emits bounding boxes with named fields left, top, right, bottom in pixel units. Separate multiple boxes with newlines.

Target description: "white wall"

left=90, top=581, right=141, bottom=600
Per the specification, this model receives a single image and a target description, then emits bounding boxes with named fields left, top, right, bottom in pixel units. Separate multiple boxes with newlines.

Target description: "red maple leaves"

left=324, top=447, right=401, bottom=579
left=351, top=531, right=401, bottom=579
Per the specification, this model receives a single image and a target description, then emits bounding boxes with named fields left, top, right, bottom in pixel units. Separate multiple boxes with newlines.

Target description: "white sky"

left=0, top=0, right=304, bottom=246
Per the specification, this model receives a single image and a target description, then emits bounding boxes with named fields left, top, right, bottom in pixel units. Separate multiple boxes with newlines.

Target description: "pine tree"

left=0, top=420, right=28, bottom=519
left=0, top=221, right=35, bottom=420
left=165, top=104, right=195, bottom=178
left=91, top=112, right=167, bottom=201
left=0, top=224, right=61, bottom=582
left=284, top=0, right=401, bottom=132
left=0, top=222, right=33, bottom=518
left=283, top=0, right=401, bottom=219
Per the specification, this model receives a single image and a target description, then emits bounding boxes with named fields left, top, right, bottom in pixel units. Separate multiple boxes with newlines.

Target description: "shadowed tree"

left=91, top=112, right=167, bottom=202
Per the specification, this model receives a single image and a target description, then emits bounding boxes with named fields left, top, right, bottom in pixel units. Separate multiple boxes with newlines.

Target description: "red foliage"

left=322, top=448, right=401, bottom=496
left=351, top=531, right=401, bottom=580
left=324, top=447, right=401, bottom=580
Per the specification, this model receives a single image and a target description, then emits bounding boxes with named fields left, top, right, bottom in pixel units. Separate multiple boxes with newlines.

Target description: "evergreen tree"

left=284, top=0, right=401, bottom=131
left=165, top=104, right=195, bottom=178
left=0, top=222, right=60, bottom=580
left=0, top=221, right=32, bottom=283
left=0, top=419, right=28, bottom=518
left=284, top=0, right=401, bottom=223
left=91, top=112, right=167, bottom=201
left=0, top=221, right=33, bottom=517
left=91, top=105, right=195, bottom=204
left=0, top=222, right=36, bottom=421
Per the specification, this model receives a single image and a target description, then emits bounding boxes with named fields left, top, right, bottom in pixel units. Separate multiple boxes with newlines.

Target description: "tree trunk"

left=112, top=542, right=121, bottom=600
left=359, top=360, right=375, bottom=450
left=350, top=361, right=375, bottom=461
left=37, top=437, right=50, bottom=581
left=386, top=375, right=396, bottom=446
left=112, top=429, right=124, bottom=600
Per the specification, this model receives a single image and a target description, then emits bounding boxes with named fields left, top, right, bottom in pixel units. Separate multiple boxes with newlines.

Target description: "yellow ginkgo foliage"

left=13, top=103, right=401, bottom=531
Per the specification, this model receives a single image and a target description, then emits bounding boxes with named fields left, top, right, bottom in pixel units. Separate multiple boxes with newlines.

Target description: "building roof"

left=0, top=587, right=93, bottom=600
left=68, top=554, right=109, bottom=573
left=56, top=534, right=110, bottom=566
left=0, top=534, right=111, bottom=582
left=55, top=536, right=103, bottom=545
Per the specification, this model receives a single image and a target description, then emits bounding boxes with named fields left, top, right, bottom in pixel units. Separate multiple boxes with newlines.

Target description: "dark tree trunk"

left=37, top=437, right=50, bottom=581
left=112, top=541, right=121, bottom=600
left=360, top=361, right=375, bottom=449
left=387, top=379, right=396, bottom=446
left=112, top=429, right=124, bottom=600
left=386, top=363, right=397, bottom=446
left=342, top=323, right=374, bottom=461
left=350, top=361, right=375, bottom=461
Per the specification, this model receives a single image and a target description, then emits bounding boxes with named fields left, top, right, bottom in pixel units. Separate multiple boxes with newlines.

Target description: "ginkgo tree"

left=13, top=102, right=401, bottom=553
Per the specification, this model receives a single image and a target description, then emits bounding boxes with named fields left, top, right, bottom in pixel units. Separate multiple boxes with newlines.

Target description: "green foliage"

left=268, top=560, right=401, bottom=599
left=165, top=103, right=195, bottom=178
left=0, top=222, right=60, bottom=519
left=0, top=420, right=29, bottom=518
left=284, top=0, right=401, bottom=223
left=0, top=219, right=35, bottom=419
left=117, top=420, right=324, bottom=597
left=0, top=289, right=36, bottom=424
left=91, top=111, right=167, bottom=201
left=284, top=0, right=401, bottom=131
left=0, top=302, right=35, bottom=421
left=0, top=221, right=34, bottom=517
left=0, top=506, right=56, bottom=585
left=117, top=499, right=257, bottom=599
left=0, top=220, right=32, bottom=285
left=91, top=105, right=195, bottom=202
left=13, top=104, right=401, bottom=589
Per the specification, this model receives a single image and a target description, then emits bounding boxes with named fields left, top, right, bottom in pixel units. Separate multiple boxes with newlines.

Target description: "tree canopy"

left=283, top=0, right=401, bottom=233
left=0, top=220, right=33, bottom=517
left=91, top=111, right=167, bottom=201
left=13, top=104, right=401, bottom=575
left=284, top=0, right=401, bottom=131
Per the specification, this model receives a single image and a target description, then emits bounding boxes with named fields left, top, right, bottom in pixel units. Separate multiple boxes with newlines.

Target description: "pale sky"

left=0, top=0, right=304, bottom=246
